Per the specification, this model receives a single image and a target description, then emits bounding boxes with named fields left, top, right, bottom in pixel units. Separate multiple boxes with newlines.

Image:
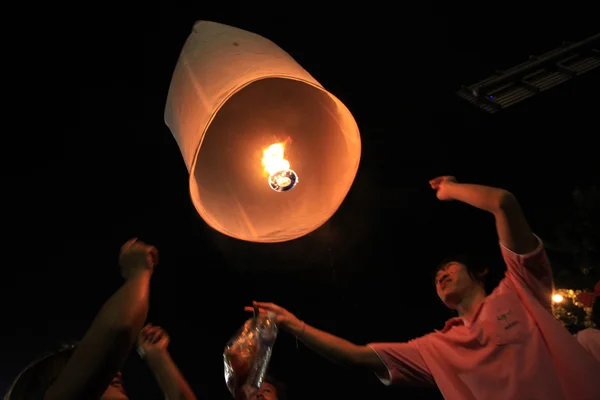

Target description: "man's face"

left=101, top=372, right=128, bottom=400
left=435, top=261, right=476, bottom=308
left=250, top=382, right=278, bottom=400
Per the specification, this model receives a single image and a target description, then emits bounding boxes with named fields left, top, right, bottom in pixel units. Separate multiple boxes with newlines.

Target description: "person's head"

left=250, top=375, right=287, bottom=400
left=3, top=344, right=128, bottom=400
left=591, top=295, right=599, bottom=327
left=434, top=254, right=489, bottom=310
left=100, top=371, right=128, bottom=400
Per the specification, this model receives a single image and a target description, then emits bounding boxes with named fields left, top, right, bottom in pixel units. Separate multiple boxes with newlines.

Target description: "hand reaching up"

left=137, top=323, right=169, bottom=359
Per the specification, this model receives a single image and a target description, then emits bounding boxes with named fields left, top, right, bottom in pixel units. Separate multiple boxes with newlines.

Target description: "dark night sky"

left=2, top=3, right=599, bottom=399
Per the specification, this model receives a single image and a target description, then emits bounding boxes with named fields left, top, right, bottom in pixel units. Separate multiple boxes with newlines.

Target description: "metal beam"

left=471, top=33, right=599, bottom=96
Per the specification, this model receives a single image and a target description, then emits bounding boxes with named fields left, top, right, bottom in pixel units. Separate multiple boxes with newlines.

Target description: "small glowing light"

left=261, top=142, right=298, bottom=192
left=552, top=294, right=563, bottom=303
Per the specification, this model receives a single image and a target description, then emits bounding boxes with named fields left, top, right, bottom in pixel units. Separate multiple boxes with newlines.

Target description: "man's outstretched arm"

left=245, top=301, right=434, bottom=387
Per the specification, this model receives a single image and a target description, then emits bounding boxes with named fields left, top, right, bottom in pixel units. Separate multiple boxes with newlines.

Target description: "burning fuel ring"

left=268, top=170, right=298, bottom=192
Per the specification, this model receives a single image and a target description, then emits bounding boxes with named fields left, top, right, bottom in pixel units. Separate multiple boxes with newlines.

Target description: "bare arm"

left=145, top=349, right=197, bottom=400
left=44, top=269, right=152, bottom=400
left=45, top=239, right=157, bottom=400
left=441, top=181, right=538, bottom=254
left=286, top=320, right=385, bottom=374
left=138, top=324, right=196, bottom=400
left=288, top=321, right=434, bottom=387
left=248, top=302, right=386, bottom=376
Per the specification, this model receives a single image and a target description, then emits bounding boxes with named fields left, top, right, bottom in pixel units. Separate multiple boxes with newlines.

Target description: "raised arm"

left=44, top=239, right=158, bottom=400
left=430, top=176, right=553, bottom=307
left=430, top=176, right=538, bottom=255
left=138, top=324, right=197, bottom=400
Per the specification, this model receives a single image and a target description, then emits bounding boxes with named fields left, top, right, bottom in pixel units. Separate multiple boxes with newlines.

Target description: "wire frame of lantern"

left=164, top=21, right=361, bottom=243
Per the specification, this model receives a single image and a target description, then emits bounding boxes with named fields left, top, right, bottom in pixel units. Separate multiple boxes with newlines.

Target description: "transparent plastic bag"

left=224, top=308, right=278, bottom=399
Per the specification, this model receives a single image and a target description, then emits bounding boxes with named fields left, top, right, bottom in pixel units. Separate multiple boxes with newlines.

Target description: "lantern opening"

left=186, top=77, right=360, bottom=242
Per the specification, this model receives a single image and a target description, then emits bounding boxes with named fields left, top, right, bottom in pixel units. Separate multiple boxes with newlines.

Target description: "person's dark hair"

left=4, top=344, right=76, bottom=400
left=592, top=295, right=599, bottom=327
left=264, top=374, right=287, bottom=400
left=434, top=254, right=489, bottom=291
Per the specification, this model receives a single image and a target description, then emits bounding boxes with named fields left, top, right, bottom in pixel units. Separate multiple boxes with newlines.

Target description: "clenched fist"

left=119, top=238, right=158, bottom=280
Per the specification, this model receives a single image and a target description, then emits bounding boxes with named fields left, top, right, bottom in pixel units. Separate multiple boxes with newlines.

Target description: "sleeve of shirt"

left=367, top=339, right=435, bottom=387
left=500, top=234, right=553, bottom=312
left=575, top=328, right=599, bottom=355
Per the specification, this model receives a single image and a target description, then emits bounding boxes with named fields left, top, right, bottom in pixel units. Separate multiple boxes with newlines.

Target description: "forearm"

left=146, top=350, right=197, bottom=400
left=290, top=322, right=370, bottom=367
left=43, top=270, right=152, bottom=400
left=444, top=182, right=513, bottom=214
left=96, top=269, right=152, bottom=334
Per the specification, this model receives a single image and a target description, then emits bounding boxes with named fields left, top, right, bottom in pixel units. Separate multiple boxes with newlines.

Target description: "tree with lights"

left=543, top=184, right=600, bottom=332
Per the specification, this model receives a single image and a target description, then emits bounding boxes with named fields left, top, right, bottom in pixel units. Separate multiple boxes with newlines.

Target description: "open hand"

left=244, top=301, right=304, bottom=334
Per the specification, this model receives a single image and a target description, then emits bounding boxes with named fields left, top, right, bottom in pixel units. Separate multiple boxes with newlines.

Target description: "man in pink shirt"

left=249, top=177, right=600, bottom=399
left=575, top=295, right=600, bottom=362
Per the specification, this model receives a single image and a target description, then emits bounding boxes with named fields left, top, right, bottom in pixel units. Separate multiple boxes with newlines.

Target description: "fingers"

left=146, top=326, right=162, bottom=337
left=429, top=177, right=443, bottom=188
left=244, top=302, right=280, bottom=315
left=148, top=246, right=159, bottom=261
left=120, top=238, right=156, bottom=254
left=429, top=176, right=457, bottom=188
left=141, top=323, right=154, bottom=336
left=139, top=324, right=167, bottom=343
left=244, top=302, right=285, bottom=325
left=252, top=301, right=280, bottom=311
left=153, top=327, right=168, bottom=342
left=120, top=238, right=139, bottom=256
left=243, top=307, right=268, bottom=317
left=122, top=238, right=138, bottom=249
left=146, top=246, right=159, bottom=267
left=120, top=239, right=160, bottom=268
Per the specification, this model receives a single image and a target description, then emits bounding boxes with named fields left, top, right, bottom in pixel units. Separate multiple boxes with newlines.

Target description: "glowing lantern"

left=164, top=21, right=361, bottom=243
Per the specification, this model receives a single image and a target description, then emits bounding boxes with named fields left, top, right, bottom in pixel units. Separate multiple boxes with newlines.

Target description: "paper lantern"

left=164, top=21, right=361, bottom=243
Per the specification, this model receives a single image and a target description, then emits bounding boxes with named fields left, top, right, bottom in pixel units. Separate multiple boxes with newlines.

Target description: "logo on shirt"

left=497, top=310, right=519, bottom=330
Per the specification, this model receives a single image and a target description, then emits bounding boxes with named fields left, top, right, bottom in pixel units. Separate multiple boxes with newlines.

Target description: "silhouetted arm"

left=44, top=269, right=152, bottom=400
left=145, top=349, right=197, bottom=400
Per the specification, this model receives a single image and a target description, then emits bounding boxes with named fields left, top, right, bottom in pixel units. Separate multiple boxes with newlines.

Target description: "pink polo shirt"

left=575, top=328, right=600, bottom=363
left=369, top=236, right=600, bottom=399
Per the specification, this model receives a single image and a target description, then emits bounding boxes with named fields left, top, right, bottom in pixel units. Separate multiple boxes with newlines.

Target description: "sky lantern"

left=164, top=21, right=361, bottom=243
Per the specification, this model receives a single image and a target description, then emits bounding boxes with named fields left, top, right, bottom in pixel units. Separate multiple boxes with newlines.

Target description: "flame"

left=262, top=142, right=290, bottom=176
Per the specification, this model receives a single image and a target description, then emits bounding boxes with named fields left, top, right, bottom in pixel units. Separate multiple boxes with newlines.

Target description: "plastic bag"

left=224, top=308, right=278, bottom=399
